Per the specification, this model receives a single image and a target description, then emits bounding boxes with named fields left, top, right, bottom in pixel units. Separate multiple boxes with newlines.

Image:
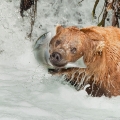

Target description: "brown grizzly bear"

left=48, top=25, right=120, bottom=97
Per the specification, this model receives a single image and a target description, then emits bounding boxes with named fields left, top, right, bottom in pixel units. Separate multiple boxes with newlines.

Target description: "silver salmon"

left=33, top=32, right=53, bottom=68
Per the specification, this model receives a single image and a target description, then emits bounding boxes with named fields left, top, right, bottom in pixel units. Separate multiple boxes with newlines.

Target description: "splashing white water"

left=0, top=0, right=120, bottom=120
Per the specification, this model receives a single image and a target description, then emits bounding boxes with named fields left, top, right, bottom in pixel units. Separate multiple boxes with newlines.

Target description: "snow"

left=0, top=0, right=120, bottom=120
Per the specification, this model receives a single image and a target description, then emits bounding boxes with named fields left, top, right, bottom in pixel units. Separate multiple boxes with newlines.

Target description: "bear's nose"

left=50, top=52, right=62, bottom=62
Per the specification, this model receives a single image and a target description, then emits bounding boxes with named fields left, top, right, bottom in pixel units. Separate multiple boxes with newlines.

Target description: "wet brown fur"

left=49, top=25, right=120, bottom=97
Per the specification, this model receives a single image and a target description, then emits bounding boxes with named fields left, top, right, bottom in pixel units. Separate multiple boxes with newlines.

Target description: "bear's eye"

left=55, top=40, right=61, bottom=47
left=71, top=47, right=77, bottom=54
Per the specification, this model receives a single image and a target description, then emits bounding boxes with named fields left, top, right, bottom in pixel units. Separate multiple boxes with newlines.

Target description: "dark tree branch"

left=20, top=0, right=38, bottom=40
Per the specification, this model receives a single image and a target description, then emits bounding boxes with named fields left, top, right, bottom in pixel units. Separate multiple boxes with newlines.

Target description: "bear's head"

left=49, top=25, right=87, bottom=68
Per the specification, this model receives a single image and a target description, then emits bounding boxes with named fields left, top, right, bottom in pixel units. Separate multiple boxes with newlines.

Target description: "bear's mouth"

left=49, top=57, right=67, bottom=68
left=49, top=51, right=87, bottom=69
left=48, top=58, right=67, bottom=74
left=48, top=56, right=87, bottom=74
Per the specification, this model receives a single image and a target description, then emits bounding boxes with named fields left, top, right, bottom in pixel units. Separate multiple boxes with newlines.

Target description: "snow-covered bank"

left=0, top=0, right=120, bottom=120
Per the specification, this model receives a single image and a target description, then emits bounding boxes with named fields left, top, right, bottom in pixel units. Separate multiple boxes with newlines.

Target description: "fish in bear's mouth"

left=33, top=32, right=86, bottom=73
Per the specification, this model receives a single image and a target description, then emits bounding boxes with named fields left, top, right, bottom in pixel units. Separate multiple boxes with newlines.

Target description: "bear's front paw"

left=48, top=68, right=61, bottom=75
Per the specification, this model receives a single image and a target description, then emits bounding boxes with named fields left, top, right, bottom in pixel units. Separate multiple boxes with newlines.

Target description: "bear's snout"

left=49, top=51, right=67, bottom=67
left=50, top=52, right=62, bottom=62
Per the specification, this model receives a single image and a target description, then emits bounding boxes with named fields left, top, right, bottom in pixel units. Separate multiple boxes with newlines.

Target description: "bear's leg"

left=85, top=79, right=105, bottom=97
left=48, top=67, right=87, bottom=90
left=48, top=67, right=85, bottom=75
left=48, top=68, right=105, bottom=97
left=64, top=70, right=106, bottom=97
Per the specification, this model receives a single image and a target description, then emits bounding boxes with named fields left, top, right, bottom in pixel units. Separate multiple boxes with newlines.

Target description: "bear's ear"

left=56, top=25, right=64, bottom=33
left=80, top=27, right=104, bottom=41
